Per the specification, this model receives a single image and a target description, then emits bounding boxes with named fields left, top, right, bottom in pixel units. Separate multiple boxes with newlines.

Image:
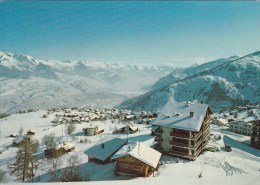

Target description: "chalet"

left=12, top=136, right=30, bottom=147
left=9, top=133, right=17, bottom=138
left=85, top=138, right=127, bottom=164
left=27, top=129, right=35, bottom=135
left=63, top=142, right=75, bottom=152
left=82, top=126, right=104, bottom=136
left=112, top=142, right=162, bottom=177
left=151, top=101, right=213, bottom=160
left=45, top=146, right=64, bottom=158
left=250, top=120, right=260, bottom=149
left=229, top=120, right=253, bottom=136
left=120, top=124, right=138, bottom=134
left=44, top=142, right=75, bottom=158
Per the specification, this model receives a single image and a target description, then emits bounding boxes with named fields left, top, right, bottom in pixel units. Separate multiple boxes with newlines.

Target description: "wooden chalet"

left=112, top=143, right=161, bottom=177
left=12, top=136, right=30, bottom=147
left=27, top=129, right=35, bottom=135
left=152, top=101, right=213, bottom=160
left=45, top=142, right=75, bottom=158
left=85, top=138, right=127, bottom=164
left=82, top=126, right=104, bottom=136
left=9, top=133, right=17, bottom=138
left=120, top=124, right=138, bottom=134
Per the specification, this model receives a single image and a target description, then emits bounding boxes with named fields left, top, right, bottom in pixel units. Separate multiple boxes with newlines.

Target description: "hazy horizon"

left=0, top=1, right=259, bottom=67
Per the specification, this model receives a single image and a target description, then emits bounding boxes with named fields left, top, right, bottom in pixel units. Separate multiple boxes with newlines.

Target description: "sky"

left=0, top=1, right=260, bottom=66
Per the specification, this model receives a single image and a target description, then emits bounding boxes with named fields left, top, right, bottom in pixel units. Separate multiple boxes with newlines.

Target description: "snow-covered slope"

left=118, top=51, right=260, bottom=112
left=0, top=51, right=175, bottom=114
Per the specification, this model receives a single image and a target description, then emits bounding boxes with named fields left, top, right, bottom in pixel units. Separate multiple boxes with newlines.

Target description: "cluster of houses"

left=8, top=102, right=260, bottom=178
left=47, top=107, right=157, bottom=126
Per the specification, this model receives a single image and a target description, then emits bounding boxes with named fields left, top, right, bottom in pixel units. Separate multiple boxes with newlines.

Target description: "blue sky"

left=0, top=1, right=259, bottom=66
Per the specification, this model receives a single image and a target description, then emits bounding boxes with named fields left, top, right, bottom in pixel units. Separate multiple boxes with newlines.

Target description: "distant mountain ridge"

left=117, top=51, right=260, bottom=112
left=0, top=51, right=175, bottom=113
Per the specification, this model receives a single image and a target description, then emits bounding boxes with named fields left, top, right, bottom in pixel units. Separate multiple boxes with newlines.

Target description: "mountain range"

left=0, top=51, right=174, bottom=113
left=118, top=51, right=260, bottom=112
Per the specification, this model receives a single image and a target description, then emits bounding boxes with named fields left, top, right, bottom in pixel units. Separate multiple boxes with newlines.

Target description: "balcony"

left=170, top=140, right=202, bottom=149
left=154, top=129, right=163, bottom=134
left=155, top=136, right=163, bottom=142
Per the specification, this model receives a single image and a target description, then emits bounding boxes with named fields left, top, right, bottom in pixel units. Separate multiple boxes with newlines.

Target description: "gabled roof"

left=112, top=143, right=162, bottom=168
left=85, top=138, right=127, bottom=161
left=151, top=101, right=213, bottom=132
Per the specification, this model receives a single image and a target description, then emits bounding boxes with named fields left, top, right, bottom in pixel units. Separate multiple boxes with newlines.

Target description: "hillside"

left=0, top=109, right=259, bottom=184
left=118, top=51, right=260, bottom=112
left=0, top=51, right=174, bottom=114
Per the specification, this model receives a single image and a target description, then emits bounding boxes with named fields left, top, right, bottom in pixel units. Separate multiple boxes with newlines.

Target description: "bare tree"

left=42, top=133, right=56, bottom=149
left=0, top=169, right=6, bottom=183
left=48, top=156, right=62, bottom=182
left=61, top=155, right=81, bottom=182
left=11, top=138, right=39, bottom=181
left=18, top=127, right=24, bottom=136
left=65, top=123, right=76, bottom=136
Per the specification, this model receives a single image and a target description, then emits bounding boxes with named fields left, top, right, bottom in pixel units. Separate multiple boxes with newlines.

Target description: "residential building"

left=112, top=142, right=161, bottom=177
left=82, top=126, right=104, bottom=136
left=151, top=101, right=212, bottom=160
left=229, top=120, right=253, bottom=136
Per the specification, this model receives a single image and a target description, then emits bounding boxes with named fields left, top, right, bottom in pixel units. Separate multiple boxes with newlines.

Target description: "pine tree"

left=12, top=138, right=39, bottom=181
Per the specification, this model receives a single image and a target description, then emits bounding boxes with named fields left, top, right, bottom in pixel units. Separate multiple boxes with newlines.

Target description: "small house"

left=9, top=133, right=17, bottom=138
left=82, top=126, right=104, bottom=136
left=12, top=136, right=30, bottom=147
left=85, top=138, right=127, bottom=164
left=45, top=146, right=64, bottom=158
left=112, top=142, right=162, bottom=177
left=119, top=124, right=138, bottom=134
left=63, top=142, right=75, bottom=153
left=27, top=129, right=35, bottom=135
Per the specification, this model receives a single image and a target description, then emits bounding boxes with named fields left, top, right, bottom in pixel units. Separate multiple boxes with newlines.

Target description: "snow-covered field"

left=0, top=110, right=259, bottom=185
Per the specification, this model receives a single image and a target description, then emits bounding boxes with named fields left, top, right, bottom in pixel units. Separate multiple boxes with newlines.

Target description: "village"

left=0, top=101, right=259, bottom=183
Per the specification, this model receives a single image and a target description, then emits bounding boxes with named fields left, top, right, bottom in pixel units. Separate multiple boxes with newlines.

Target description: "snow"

left=112, top=142, right=161, bottom=168
left=151, top=101, right=210, bottom=132
left=118, top=51, right=260, bottom=112
left=0, top=109, right=260, bottom=185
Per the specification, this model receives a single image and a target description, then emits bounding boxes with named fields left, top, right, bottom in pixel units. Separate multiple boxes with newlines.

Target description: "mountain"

left=117, top=51, right=260, bottom=112
left=0, top=51, right=175, bottom=113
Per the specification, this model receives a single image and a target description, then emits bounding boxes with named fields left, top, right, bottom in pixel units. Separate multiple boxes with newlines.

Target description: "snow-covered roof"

left=63, top=142, right=75, bottom=150
left=85, top=138, right=127, bottom=161
left=27, top=129, right=35, bottom=133
left=13, top=136, right=24, bottom=144
left=112, top=142, right=161, bottom=168
left=128, top=124, right=138, bottom=131
left=217, top=118, right=228, bottom=124
left=151, top=101, right=212, bottom=132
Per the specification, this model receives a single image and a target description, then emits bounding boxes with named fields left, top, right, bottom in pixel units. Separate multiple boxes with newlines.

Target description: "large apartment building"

left=151, top=101, right=213, bottom=160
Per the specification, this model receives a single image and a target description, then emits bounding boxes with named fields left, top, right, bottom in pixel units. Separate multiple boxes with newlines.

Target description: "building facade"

left=152, top=101, right=212, bottom=160
left=229, top=121, right=253, bottom=136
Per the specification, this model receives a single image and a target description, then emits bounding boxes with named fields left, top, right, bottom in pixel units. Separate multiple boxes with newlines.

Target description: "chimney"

left=101, top=143, right=105, bottom=149
left=190, top=112, right=194, bottom=117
